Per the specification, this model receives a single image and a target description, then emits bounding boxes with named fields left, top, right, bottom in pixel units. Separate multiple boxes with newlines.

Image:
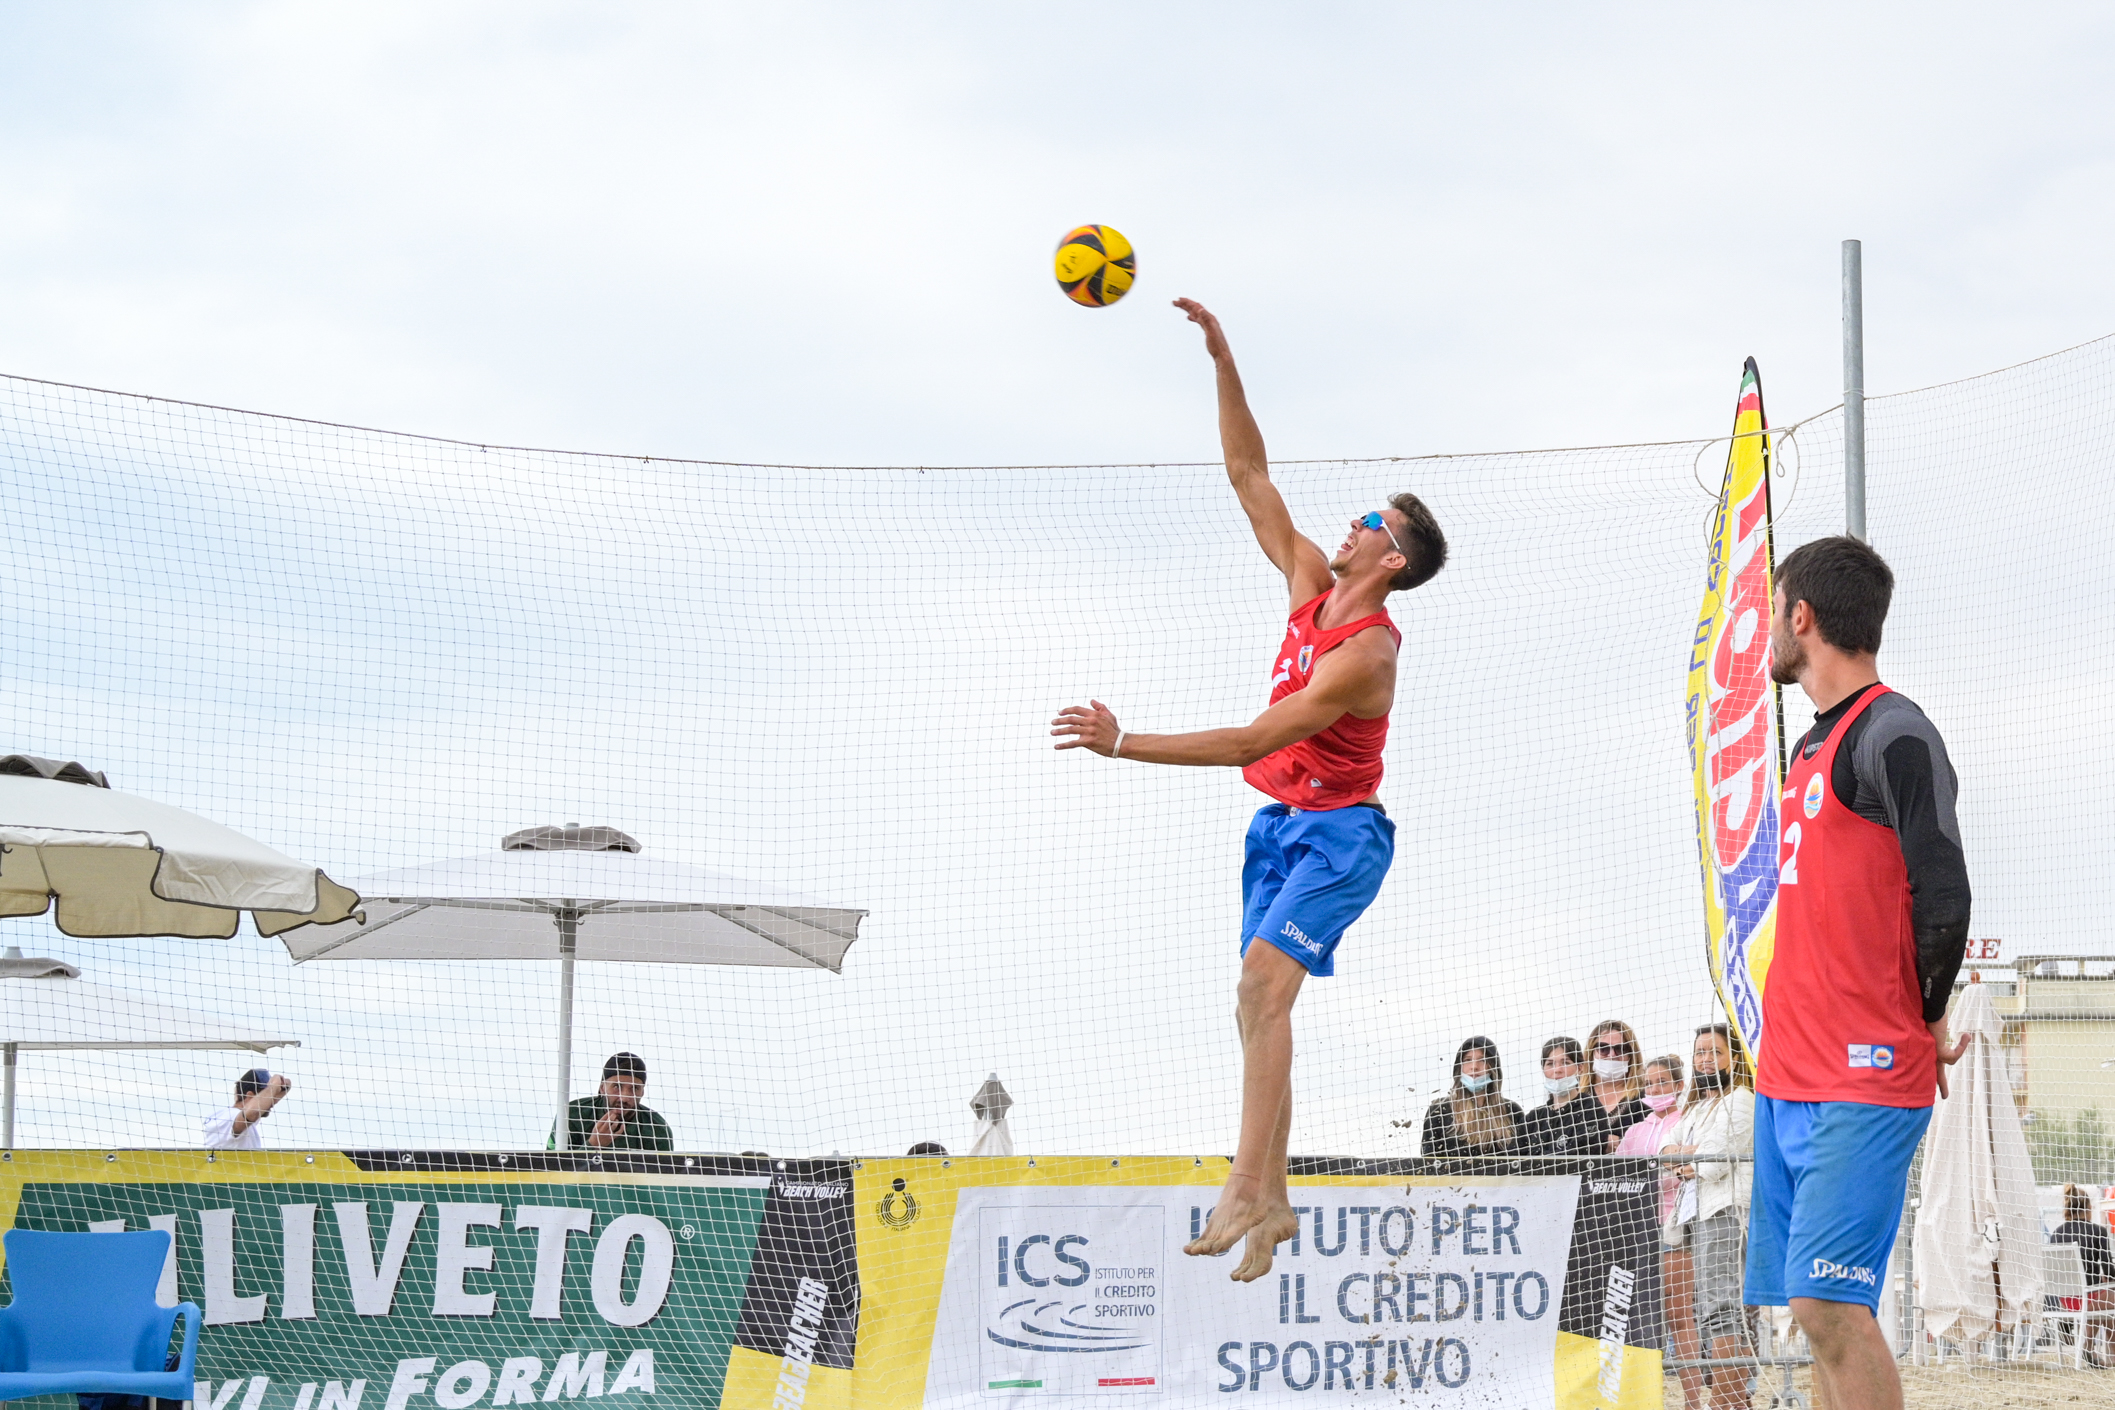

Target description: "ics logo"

left=1804, top=774, right=1825, bottom=819
left=1297, top=645, right=1314, bottom=674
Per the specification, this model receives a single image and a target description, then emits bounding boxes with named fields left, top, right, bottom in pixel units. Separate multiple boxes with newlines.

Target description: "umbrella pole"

left=553, top=911, right=578, bottom=1151
left=2, top=1042, right=14, bottom=1149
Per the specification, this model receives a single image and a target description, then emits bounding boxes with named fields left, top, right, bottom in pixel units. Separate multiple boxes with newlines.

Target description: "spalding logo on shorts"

left=1803, top=773, right=1825, bottom=818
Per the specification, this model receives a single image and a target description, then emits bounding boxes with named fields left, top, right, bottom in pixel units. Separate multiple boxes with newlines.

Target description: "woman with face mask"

left=1666, top=1024, right=1756, bottom=1410
left=1617, top=1056, right=1699, bottom=1407
left=1585, top=1019, right=1650, bottom=1152
left=1419, top=1036, right=1525, bottom=1158
left=1517, top=1036, right=1608, bottom=1156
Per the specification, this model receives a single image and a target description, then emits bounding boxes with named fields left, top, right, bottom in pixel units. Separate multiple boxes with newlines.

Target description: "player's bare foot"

left=1229, top=1202, right=1300, bottom=1283
left=1185, top=1175, right=1272, bottom=1258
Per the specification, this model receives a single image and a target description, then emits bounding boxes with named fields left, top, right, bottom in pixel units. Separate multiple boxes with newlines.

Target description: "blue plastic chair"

left=0, top=1230, right=199, bottom=1402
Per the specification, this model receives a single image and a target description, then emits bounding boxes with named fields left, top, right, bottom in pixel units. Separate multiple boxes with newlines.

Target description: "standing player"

left=1051, top=298, right=1447, bottom=1282
left=1753, top=536, right=1972, bottom=1409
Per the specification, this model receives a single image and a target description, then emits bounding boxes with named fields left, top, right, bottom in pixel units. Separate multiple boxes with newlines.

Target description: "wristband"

left=1112, top=731, right=1127, bottom=759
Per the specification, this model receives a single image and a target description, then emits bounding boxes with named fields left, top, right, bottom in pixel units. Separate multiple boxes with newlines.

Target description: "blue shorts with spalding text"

left=1238, top=802, right=1395, bottom=978
left=1745, top=1094, right=1931, bottom=1311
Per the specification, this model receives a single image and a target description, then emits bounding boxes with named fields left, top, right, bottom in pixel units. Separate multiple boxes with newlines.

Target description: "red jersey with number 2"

left=1759, top=684, right=1934, bottom=1108
left=1241, top=591, right=1400, bottom=810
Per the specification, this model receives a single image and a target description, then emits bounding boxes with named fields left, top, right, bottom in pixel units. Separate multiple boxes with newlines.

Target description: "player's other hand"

left=1930, top=1018, right=1972, bottom=1100
left=1051, top=700, right=1122, bottom=756
left=1173, top=298, right=1232, bottom=362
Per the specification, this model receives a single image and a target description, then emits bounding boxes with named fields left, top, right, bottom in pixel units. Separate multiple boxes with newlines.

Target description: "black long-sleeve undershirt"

left=1794, top=683, right=1972, bottom=1022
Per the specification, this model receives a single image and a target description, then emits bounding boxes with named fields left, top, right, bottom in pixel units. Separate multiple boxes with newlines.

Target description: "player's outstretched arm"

left=1174, top=298, right=1331, bottom=605
left=1053, top=632, right=1394, bottom=767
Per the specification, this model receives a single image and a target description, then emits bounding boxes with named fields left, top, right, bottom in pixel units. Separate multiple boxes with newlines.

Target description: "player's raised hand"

left=1051, top=700, right=1122, bottom=756
left=1173, top=298, right=1232, bottom=362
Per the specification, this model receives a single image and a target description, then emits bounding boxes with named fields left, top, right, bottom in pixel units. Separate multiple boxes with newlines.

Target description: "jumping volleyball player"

left=1755, top=536, right=1972, bottom=1410
left=1051, top=298, right=1447, bottom=1283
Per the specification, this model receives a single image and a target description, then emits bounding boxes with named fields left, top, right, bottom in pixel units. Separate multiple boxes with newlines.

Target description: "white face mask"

left=1592, top=1057, right=1628, bottom=1081
left=1543, top=1074, right=1580, bottom=1096
left=1459, top=1072, right=1492, bottom=1094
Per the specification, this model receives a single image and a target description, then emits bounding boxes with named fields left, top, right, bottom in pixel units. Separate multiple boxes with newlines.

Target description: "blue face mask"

left=1459, top=1072, right=1492, bottom=1094
left=1544, top=1074, right=1580, bottom=1096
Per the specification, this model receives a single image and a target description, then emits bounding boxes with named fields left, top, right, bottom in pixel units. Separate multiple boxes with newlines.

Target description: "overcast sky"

left=1, top=5, right=2110, bottom=1156
left=1, top=3, right=2110, bottom=465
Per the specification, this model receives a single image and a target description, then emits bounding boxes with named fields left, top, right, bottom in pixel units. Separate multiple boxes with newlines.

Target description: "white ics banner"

left=923, top=1180, right=1581, bottom=1407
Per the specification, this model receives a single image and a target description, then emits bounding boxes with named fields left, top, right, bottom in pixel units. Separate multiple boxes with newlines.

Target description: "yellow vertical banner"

left=1686, top=359, right=1783, bottom=1062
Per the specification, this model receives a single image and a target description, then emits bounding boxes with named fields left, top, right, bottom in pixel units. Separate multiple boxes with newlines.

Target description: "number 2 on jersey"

left=1780, top=820, right=1802, bottom=886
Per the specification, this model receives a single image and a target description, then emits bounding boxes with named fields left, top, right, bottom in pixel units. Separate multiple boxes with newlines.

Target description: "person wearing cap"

left=548, top=1052, right=674, bottom=1152
left=202, top=1068, right=291, bottom=1150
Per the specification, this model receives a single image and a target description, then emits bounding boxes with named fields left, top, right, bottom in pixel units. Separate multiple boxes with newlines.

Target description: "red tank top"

left=1758, top=685, right=1933, bottom=1107
left=1241, top=591, right=1400, bottom=810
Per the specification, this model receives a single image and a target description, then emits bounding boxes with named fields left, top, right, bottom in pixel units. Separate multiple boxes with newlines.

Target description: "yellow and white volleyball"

left=1053, top=225, right=1136, bottom=308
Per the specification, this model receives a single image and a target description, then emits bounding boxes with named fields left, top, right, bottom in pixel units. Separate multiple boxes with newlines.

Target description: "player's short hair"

left=1385, top=493, right=1447, bottom=593
left=1776, top=535, right=1893, bottom=655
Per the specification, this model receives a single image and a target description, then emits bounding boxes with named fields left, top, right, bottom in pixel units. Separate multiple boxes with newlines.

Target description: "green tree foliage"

left=2028, top=1107, right=2115, bottom=1186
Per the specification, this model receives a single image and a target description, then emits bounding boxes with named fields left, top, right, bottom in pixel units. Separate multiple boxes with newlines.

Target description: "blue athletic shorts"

left=1745, top=1094, right=1931, bottom=1310
left=1238, top=802, right=1395, bottom=978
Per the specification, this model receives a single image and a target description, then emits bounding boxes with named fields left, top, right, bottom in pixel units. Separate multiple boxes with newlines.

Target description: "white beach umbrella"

left=0, top=757, right=361, bottom=938
left=0, top=947, right=299, bottom=1145
left=1915, top=982, right=2043, bottom=1346
left=281, top=824, right=866, bottom=1148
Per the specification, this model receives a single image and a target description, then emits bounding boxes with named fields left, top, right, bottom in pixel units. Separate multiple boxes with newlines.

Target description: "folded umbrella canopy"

left=0, top=947, right=300, bottom=1146
left=281, top=824, right=866, bottom=1148
left=1914, top=981, right=2043, bottom=1348
left=0, top=757, right=361, bottom=938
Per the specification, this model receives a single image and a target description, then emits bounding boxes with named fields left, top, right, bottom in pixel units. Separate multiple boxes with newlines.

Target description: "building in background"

left=1958, top=949, right=2115, bottom=1184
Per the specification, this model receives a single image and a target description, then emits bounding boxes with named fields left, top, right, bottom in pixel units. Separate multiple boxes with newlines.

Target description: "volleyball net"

left=1, top=332, right=2113, bottom=1403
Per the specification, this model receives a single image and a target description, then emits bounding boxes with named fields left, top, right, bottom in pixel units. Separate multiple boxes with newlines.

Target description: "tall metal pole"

left=3, top=1042, right=16, bottom=1149
left=553, top=911, right=578, bottom=1151
left=1843, top=239, right=1867, bottom=540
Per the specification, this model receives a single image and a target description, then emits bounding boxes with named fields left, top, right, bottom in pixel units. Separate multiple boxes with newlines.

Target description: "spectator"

left=1420, top=1036, right=1524, bottom=1157
left=1666, top=1024, right=1755, bottom=1410
left=907, top=1141, right=948, bottom=1156
left=1585, top=1019, right=1649, bottom=1151
left=2051, top=1183, right=2115, bottom=1367
left=1518, top=1036, right=1605, bottom=1156
left=549, top=1052, right=674, bottom=1152
left=1617, top=1055, right=1698, bottom=1408
left=202, top=1068, right=290, bottom=1150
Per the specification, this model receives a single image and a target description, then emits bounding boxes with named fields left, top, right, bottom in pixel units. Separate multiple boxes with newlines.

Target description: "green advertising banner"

left=0, top=1152, right=858, bottom=1410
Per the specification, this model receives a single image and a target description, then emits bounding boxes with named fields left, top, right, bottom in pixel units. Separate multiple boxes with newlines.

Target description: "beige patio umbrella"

left=280, top=824, right=865, bottom=1149
left=0, top=756, right=361, bottom=937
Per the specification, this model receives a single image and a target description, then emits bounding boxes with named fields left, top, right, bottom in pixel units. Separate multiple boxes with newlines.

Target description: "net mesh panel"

left=0, top=332, right=2110, bottom=1406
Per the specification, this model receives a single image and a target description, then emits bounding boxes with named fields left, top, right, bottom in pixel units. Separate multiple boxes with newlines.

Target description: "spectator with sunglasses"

left=1585, top=1019, right=1650, bottom=1152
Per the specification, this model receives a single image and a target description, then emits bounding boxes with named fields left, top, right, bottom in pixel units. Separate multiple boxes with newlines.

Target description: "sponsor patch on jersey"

left=1298, top=644, right=1314, bottom=673
left=1846, top=1043, right=1896, bottom=1070
left=1803, top=773, right=1825, bottom=818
